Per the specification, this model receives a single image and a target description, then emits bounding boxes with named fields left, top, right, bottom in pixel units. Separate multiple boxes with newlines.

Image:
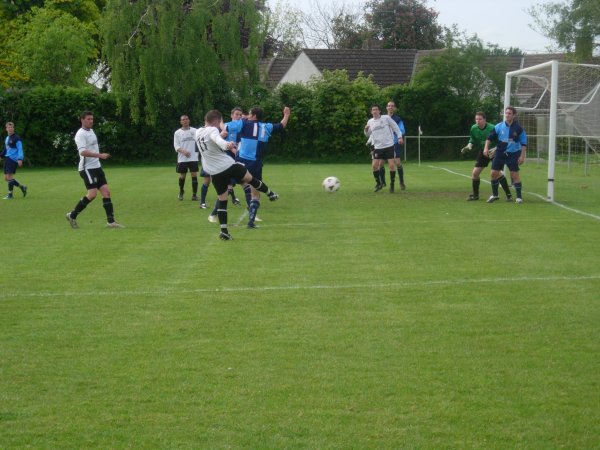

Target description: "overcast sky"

left=274, top=0, right=556, bottom=53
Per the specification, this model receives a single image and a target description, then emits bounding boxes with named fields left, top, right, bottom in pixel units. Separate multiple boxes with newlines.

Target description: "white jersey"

left=195, top=126, right=234, bottom=175
left=364, top=115, right=401, bottom=149
left=174, top=127, right=198, bottom=162
left=74, top=127, right=101, bottom=171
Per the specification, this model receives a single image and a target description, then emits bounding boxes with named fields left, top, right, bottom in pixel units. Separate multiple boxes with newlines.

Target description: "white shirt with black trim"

left=174, top=127, right=199, bottom=163
left=75, top=127, right=101, bottom=171
left=364, top=115, right=402, bottom=150
left=195, top=126, right=234, bottom=175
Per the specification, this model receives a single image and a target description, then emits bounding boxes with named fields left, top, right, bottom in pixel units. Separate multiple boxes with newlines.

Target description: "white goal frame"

left=504, top=60, right=600, bottom=201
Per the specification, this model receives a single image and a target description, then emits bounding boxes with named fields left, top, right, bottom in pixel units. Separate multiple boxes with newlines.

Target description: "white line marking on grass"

left=431, top=165, right=600, bottom=222
left=4, top=275, right=600, bottom=299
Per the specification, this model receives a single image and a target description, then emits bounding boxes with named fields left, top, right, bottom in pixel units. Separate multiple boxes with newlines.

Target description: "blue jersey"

left=4, top=133, right=24, bottom=162
left=224, top=121, right=241, bottom=143
left=228, top=119, right=284, bottom=161
left=389, top=114, right=405, bottom=144
left=488, top=120, right=527, bottom=153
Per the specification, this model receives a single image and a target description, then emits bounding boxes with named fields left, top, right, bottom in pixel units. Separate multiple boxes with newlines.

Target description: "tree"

left=0, top=0, right=104, bottom=88
left=301, top=1, right=367, bottom=49
left=365, top=0, right=444, bottom=50
left=529, top=0, right=600, bottom=60
left=261, top=0, right=305, bottom=57
left=12, top=7, right=97, bottom=86
left=410, top=39, right=506, bottom=135
left=102, top=0, right=266, bottom=125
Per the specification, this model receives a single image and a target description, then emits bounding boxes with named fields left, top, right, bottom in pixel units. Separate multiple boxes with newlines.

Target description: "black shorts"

left=474, top=150, right=491, bottom=168
left=372, top=146, right=395, bottom=160
left=176, top=161, right=199, bottom=173
left=3, top=158, right=18, bottom=175
left=492, top=150, right=521, bottom=172
left=79, top=167, right=108, bottom=190
left=211, top=163, right=247, bottom=196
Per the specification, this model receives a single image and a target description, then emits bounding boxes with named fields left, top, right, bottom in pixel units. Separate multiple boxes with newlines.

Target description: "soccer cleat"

left=3, top=193, right=13, bottom=199
left=467, top=194, right=479, bottom=201
left=106, top=221, right=124, bottom=228
left=219, top=231, right=233, bottom=240
left=254, top=216, right=262, bottom=222
left=381, top=181, right=387, bottom=188
left=191, top=195, right=198, bottom=201
left=515, top=197, right=523, bottom=204
left=506, top=194, right=513, bottom=202
left=178, top=192, right=184, bottom=201
left=199, top=203, right=207, bottom=209
left=389, top=184, right=395, bottom=193
left=268, top=191, right=279, bottom=202
left=208, top=214, right=217, bottom=223
left=247, top=222, right=259, bottom=229
left=400, top=183, right=406, bottom=190
left=373, top=183, right=383, bottom=192
left=66, top=212, right=79, bottom=229
left=21, top=185, right=27, bottom=197
left=486, top=195, right=500, bottom=203
left=233, top=197, right=241, bottom=206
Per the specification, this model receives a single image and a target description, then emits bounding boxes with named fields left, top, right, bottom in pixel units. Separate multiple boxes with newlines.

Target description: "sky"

left=276, top=0, right=557, bottom=53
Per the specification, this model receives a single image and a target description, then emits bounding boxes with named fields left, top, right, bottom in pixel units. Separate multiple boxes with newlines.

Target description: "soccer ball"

left=322, top=176, right=341, bottom=192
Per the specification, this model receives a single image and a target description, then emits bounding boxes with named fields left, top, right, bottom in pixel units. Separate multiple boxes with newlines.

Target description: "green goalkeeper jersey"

left=469, top=123, right=495, bottom=151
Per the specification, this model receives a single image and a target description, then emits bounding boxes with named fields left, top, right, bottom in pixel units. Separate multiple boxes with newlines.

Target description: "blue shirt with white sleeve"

left=488, top=120, right=527, bottom=153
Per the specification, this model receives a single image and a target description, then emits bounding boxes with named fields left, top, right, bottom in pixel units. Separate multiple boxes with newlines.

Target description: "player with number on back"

left=460, top=111, right=512, bottom=201
left=195, top=110, right=280, bottom=241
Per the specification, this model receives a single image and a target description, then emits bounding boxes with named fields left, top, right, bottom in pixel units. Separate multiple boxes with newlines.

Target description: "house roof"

left=301, top=49, right=418, bottom=87
left=264, top=57, right=295, bottom=88
left=265, top=49, right=418, bottom=88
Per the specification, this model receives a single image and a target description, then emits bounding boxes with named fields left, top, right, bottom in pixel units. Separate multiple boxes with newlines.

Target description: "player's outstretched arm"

left=280, top=106, right=291, bottom=128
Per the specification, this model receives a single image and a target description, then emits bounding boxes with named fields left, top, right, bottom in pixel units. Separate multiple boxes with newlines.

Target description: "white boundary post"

left=505, top=60, right=559, bottom=201
left=547, top=60, right=559, bottom=201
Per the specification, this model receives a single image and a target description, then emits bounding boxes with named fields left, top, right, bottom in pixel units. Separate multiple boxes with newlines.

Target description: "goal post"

left=504, top=60, right=600, bottom=201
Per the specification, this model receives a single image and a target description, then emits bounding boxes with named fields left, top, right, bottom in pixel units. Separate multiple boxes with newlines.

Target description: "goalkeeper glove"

left=460, top=143, right=473, bottom=154
left=488, top=147, right=497, bottom=159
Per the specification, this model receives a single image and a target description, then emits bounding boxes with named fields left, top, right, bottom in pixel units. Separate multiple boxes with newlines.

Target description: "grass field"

left=1, top=161, right=599, bottom=449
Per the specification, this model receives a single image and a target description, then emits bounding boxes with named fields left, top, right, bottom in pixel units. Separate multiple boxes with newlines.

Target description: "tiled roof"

left=300, top=49, right=418, bottom=87
left=264, top=58, right=295, bottom=88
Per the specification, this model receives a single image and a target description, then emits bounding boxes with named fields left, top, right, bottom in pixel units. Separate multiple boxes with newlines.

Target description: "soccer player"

left=195, top=109, right=279, bottom=240
left=2, top=122, right=27, bottom=200
left=461, top=111, right=512, bottom=201
left=484, top=106, right=527, bottom=203
left=228, top=105, right=290, bottom=228
left=174, top=115, right=200, bottom=201
left=364, top=104, right=402, bottom=192
left=207, top=107, right=244, bottom=220
left=386, top=101, right=406, bottom=190
left=65, top=111, right=124, bottom=229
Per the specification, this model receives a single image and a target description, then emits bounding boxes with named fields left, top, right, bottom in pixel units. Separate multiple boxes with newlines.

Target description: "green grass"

left=1, top=161, right=599, bottom=449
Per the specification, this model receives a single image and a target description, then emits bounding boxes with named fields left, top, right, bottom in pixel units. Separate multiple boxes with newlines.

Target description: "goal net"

left=505, top=60, right=600, bottom=201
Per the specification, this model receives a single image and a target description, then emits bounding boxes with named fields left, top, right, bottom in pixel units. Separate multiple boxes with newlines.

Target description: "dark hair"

left=249, top=107, right=264, bottom=120
left=80, top=111, right=93, bottom=120
left=475, top=111, right=486, bottom=119
left=204, top=109, right=222, bottom=123
left=505, top=106, right=517, bottom=115
left=371, top=104, right=381, bottom=110
left=231, top=107, right=243, bottom=115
